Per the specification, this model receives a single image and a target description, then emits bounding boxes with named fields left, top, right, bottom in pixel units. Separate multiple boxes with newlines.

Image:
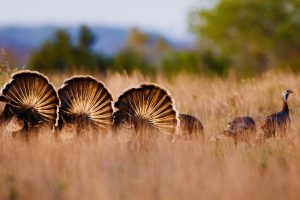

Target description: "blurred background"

left=1, top=0, right=300, bottom=78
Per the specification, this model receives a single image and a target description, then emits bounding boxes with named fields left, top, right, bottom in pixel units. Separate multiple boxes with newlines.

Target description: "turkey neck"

left=282, top=100, right=289, bottom=113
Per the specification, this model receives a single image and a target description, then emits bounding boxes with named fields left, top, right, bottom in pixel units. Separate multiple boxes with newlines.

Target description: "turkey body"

left=222, top=116, right=256, bottom=145
left=257, top=89, right=293, bottom=140
left=179, top=114, right=204, bottom=140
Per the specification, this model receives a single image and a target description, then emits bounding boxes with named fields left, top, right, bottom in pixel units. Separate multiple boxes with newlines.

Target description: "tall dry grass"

left=1, top=71, right=300, bottom=200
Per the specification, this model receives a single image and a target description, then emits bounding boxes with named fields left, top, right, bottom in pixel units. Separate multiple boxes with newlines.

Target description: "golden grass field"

left=1, top=70, right=300, bottom=200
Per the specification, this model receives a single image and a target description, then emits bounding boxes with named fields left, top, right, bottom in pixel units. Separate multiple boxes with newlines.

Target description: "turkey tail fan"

left=114, top=83, right=178, bottom=136
left=58, top=76, right=113, bottom=131
left=0, top=70, right=60, bottom=132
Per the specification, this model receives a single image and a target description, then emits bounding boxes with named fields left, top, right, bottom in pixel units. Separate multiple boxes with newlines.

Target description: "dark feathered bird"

left=113, top=83, right=178, bottom=136
left=179, top=114, right=204, bottom=140
left=221, top=116, right=256, bottom=145
left=0, top=70, right=60, bottom=134
left=258, top=89, right=293, bottom=140
left=58, top=76, right=113, bottom=133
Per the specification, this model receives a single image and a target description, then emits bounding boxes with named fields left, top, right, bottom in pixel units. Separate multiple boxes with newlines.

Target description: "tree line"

left=29, top=0, right=300, bottom=77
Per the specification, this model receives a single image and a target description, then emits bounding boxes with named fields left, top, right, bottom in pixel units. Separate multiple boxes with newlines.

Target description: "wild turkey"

left=113, top=83, right=178, bottom=137
left=179, top=114, right=204, bottom=140
left=257, top=89, right=293, bottom=140
left=58, top=76, right=113, bottom=133
left=0, top=70, right=59, bottom=134
left=221, top=116, right=256, bottom=145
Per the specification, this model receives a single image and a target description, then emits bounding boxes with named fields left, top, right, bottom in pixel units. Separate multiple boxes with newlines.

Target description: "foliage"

left=190, top=0, right=300, bottom=75
left=113, top=28, right=227, bottom=77
left=113, top=28, right=166, bottom=75
left=126, top=27, right=150, bottom=57
left=27, top=25, right=231, bottom=77
left=29, top=26, right=111, bottom=73
left=159, top=50, right=229, bottom=77
left=20, top=1, right=300, bottom=77
left=113, top=49, right=154, bottom=75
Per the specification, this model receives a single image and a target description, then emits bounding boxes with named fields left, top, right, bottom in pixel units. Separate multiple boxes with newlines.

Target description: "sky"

left=0, top=0, right=210, bottom=39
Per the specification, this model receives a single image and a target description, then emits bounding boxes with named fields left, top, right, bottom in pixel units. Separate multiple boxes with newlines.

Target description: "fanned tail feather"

left=0, top=70, right=59, bottom=132
left=113, top=83, right=178, bottom=135
left=58, top=76, right=113, bottom=131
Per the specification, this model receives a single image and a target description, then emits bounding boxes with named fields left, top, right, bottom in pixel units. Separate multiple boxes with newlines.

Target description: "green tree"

left=113, top=50, right=152, bottom=74
left=113, top=28, right=155, bottom=75
left=30, top=30, right=73, bottom=72
left=190, top=0, right=300, bottom=75
left=126, top=28, right=149, bottom=56
left=73, top=26, right=98, bottom=71
left=29, top=25, right=111, bottom=73
left=159, top=50, right=229, bottom=77
left=154, top=38, right=170, bottom=55
left=79, top=25, right=95, bottom=50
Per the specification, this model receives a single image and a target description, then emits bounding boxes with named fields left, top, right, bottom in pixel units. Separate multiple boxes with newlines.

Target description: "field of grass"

left=1, top=71, right=300, bottom=200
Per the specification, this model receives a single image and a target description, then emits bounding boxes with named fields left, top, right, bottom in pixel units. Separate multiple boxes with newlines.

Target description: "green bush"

left=159, top=50, right=229, bottom=77
left=190, top=0, right=300, bottom=74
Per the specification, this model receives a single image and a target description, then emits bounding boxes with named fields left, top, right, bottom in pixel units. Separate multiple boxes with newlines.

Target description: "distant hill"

left=0, top=26, right=191, bottom=65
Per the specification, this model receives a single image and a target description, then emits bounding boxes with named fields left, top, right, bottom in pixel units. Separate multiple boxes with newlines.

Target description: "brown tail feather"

left=58, top=75, right=113, bottom=130
left=0, top=70, right=59, bottom=131
left=114, top=83, right=178, bottom=135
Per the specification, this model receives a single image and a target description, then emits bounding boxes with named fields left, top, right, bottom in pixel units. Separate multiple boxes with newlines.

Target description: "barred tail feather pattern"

left=0, top=70, right=59, bottom=131
left=58, top=76, right=113, bottom=130
left=113, top=83, right=178, bottom=135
